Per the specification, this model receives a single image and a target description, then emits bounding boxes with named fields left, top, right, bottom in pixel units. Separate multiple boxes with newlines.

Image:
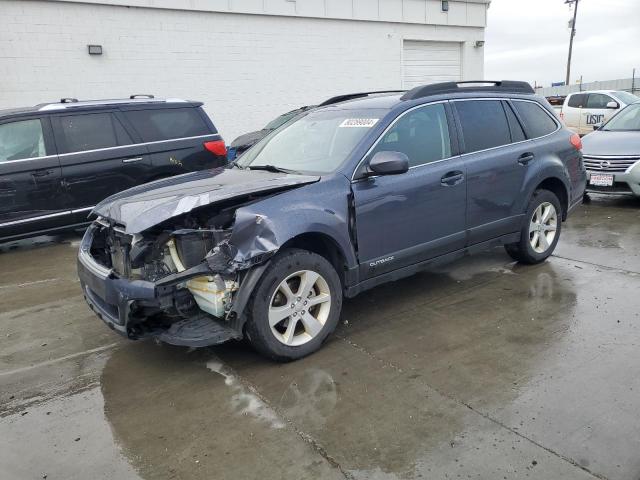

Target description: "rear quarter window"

left=513, top=101, right=558, bottom=139
left=124, top=107, right=211, bottom=142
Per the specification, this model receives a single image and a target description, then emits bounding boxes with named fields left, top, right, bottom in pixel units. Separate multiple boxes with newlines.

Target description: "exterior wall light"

left=87, top=45, right=103, bottom=55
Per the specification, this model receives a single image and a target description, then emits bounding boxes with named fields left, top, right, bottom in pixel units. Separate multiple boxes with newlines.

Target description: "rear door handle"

left=441, top=171, right=464, bottom=186
left=518, top=153, right=535, bottom=165
left=31, top=169, right=54, bottom=177
left=122, top=157, right=143, bottom=164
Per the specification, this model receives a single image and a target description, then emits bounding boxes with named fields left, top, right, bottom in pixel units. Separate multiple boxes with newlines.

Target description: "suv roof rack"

left=37, top=96, right=187, bottom=112
left=318, top=90, right=405, bottom=107
left=401, top=80, right=535, bottom=101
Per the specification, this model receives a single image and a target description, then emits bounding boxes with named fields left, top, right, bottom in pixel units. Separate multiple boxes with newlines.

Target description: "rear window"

left=58, top=113, right=132, bottom=153
left=567, top=94, right=586, bottom=108
left=124, top=107, right=210, bottom=142
left=455, top=100, right=511, bottom=153
left=513, top=101, right=558, bottom=138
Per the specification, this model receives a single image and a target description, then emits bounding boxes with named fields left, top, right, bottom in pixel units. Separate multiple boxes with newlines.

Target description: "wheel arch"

left=280, top=232, right=349, bottom=288
left=533, top=176, right=569, bottom=220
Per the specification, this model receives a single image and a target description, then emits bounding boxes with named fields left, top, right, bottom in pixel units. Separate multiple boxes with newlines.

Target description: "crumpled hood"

left=92, top=167, right=320, bottom=234
left=582, top=131, right=640, bottom=156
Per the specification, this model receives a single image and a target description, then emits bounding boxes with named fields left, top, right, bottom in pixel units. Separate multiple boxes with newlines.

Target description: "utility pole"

left=565, top=0, right=579, bottom=86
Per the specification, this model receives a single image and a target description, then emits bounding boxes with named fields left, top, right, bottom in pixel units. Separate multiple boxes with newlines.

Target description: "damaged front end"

left=78, top=190, right=285, bottom=347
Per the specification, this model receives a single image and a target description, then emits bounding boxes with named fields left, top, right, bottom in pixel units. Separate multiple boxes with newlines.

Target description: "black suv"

left=0, top=96, right=227, bottom=242
left=78, top=81, right=586, bottom=361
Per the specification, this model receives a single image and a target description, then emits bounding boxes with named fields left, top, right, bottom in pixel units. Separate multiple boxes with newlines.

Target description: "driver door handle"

left=441, top=170, right=464, bottom=186
left=518, top=152, right=535, bottom=166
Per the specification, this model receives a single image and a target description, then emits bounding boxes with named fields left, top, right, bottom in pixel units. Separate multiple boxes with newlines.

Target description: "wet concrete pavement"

left=1, top=195, right=639, bottom=480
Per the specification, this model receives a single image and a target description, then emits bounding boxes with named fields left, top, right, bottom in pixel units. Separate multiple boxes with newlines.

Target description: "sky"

left=484, top=0, right=640, bottom=88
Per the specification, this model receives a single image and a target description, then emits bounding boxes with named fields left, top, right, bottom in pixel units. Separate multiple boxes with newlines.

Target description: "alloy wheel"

left=268, top=270, right=332, bottom=346
left=529, top=202, right=558, bottom=254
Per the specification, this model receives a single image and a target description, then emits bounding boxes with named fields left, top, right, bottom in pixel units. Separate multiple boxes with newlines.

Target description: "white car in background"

left=560, top=90, right=639, bottom=135
left=582, top=101, right=640, bottom=197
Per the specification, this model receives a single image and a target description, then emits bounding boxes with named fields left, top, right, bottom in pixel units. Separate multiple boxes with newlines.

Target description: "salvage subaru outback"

left=78, top=81, right=586, bottom=361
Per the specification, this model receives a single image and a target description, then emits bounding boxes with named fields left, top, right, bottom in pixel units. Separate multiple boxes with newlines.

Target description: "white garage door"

left=402, top=40, right=461, bottom=89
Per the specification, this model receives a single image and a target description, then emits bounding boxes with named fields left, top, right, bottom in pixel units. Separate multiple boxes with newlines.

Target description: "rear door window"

left=512, top=101, right=558, bottom=139
left=567, top=94, right=586, bottom=108
left=123, top=107, right=210, bottom=142
left=58, top=113, right=132, bottom=153
left=455, top=100, right=511, bottom=153
left=0, top=119, right=47, bottom=162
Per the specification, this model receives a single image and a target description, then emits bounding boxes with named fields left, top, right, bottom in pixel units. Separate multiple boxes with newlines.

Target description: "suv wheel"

left=505, top=189, right=562, bottom=264
left=244, top=248, right=342, bottom=361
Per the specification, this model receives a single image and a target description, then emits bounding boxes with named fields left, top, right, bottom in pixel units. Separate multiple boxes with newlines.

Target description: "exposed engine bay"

left=84, top=193, right=279, bottom=342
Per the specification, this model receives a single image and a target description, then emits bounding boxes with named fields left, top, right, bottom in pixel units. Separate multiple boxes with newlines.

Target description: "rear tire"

left=244, top=248, right=342, bottom=362
left=505, top=189, right=562, bottom=264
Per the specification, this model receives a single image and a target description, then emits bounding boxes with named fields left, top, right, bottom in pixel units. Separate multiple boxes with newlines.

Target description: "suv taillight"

left=204, top=140, right=227, bottom=156
left=570, top=133, right=582, bottom=151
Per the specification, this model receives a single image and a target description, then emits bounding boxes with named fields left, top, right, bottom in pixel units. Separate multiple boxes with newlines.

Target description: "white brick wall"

left=0, top=0, right=485, bottom=140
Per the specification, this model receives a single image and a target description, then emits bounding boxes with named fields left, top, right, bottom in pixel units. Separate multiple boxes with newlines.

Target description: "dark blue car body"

left=78, top=81, right=586, bottom=352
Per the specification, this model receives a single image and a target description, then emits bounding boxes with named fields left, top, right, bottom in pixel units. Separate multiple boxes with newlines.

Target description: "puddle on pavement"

left=101, top=342, right=343, bottom=480
left=0, top=387, right=141, bottom=480
left=206, top=356, right=285, bottom=429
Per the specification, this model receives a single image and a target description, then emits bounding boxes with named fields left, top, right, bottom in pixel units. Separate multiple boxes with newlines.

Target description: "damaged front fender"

left=206, top=209, right=279, bottom=274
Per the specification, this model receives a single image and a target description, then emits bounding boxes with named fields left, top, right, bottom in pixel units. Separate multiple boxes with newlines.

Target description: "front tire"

left=505, top=189, right=562, bottom=264
left=244, top=248, right=342, bottom=361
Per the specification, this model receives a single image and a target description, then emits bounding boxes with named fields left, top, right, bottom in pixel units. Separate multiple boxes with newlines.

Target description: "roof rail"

left=318, top=90, right=405, bottom=107
left=37, top=97, right=187, bottom=112
left=401, top=80, right=535, bottom=101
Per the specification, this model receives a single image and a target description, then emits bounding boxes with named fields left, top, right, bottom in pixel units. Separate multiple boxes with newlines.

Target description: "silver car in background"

left=582, top=101, right=640, bottom=197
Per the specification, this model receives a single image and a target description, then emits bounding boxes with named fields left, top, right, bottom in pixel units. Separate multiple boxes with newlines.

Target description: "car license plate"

left=589, top=173, right=614, bottom=187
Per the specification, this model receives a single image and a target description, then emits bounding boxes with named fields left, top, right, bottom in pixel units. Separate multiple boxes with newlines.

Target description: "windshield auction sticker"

left=339, top=118, right=379, bottom=128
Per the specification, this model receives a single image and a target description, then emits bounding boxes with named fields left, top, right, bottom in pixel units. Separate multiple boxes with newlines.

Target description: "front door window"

left=0, top=119, right=47, bottom=162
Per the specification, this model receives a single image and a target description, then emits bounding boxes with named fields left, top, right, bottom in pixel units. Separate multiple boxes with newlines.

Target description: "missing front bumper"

left=78, top=224, right=242, bottom=347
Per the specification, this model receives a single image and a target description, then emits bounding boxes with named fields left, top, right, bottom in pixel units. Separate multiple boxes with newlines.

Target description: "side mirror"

left=606, top=101, right=619, bottom=109
left=368, top=151, right=409, bottom=176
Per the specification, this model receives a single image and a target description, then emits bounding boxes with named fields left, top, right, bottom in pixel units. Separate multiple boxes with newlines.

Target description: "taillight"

left=204, top=140, right=227, bottom=156
left=570, top=133, right=582, bottom=151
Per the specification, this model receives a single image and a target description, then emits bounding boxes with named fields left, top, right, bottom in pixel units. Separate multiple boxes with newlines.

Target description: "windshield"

left=613, top=91, right=640, bottom=105
left=264, top=110, right=300, bottom=130
left=238, top=109, right=387, bottom=174
left=602, top=103, right=640, bottom=131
